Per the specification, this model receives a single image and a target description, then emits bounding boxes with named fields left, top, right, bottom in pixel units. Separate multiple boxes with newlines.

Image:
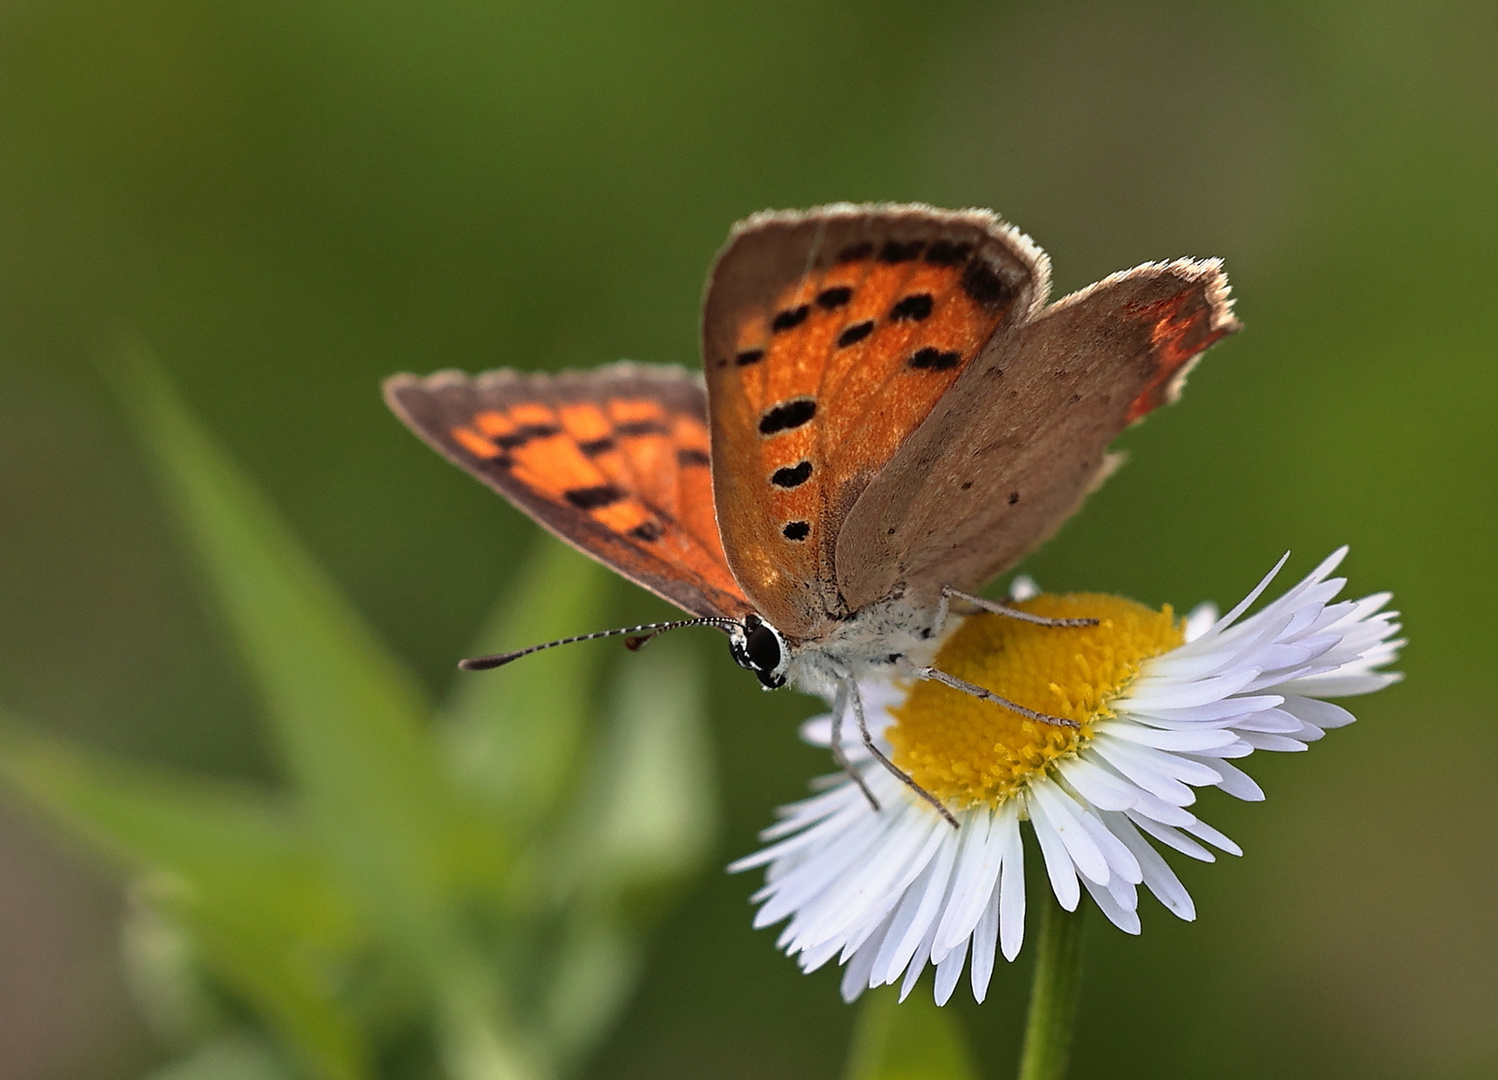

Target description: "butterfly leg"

left=910, top=665, right=1081, bottom=731
left=829, top=680, right=881, bottom=813
left=846, top=677, right=959, bottom=829
left=934, top=586, right=1100, bottom=636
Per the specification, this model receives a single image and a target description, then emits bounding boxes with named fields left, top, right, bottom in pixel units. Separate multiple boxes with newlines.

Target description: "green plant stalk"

left=1015, top=892, right=1085, bottom=1080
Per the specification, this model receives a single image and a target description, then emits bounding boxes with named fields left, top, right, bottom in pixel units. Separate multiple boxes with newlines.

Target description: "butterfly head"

left=728, top=614, right=789, bottom=689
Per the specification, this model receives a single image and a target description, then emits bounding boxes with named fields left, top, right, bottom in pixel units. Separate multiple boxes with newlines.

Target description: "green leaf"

left=0, top=716, right=369, bottom=1080
left=0, top=720, right=351, bottom=938
left=576, top=636, right=718, bottom=891
left=537, top=637, right=718, bottom=1067
left=141, top=1034, right=296, bottom=1080
left=107, top=351, right=539, bottom=1079
left=433, top=972, right=554, bottom=1080
left=441, top=538, right=611, bottom=833
left=844, top=986, right=981, bottom=1080
left=109, top=348, right=503, bottom=949
left=539, top=905, right=640, bottom=1070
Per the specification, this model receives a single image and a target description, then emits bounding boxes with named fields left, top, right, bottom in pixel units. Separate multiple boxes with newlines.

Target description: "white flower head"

left=730, top=548, right=1403, bottom=1005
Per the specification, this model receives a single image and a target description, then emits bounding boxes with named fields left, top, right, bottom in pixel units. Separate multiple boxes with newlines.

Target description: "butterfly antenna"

left=458, top=617, right=739, bottom=671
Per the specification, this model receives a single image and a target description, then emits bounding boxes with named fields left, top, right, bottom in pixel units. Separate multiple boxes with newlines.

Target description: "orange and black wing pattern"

left=701, top=204, right=1048, bottom=639
left=384, top=363, right=752, bottom=621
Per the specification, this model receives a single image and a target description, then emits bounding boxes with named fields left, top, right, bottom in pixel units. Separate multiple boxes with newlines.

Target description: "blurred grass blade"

left=442, top=539, right=610, bottom=830
left=435, top=974, right=554, bottom=1080
left=0, top=715, right=369, bottom=1080
left=845, top=986, right=981, bottom=1080
left=579, top=636, right=717, bottom=888
left=141, top=1035, right=295, bottom=1080
left=0, top=717, right=356, bottom=944
left=540, top=905, right=639, bottom=1070
left=109, top=348, right=495, bottom=942
left=540, top=638, right=717, bottom=1066
left=109, top=350, right=538, bottom=1078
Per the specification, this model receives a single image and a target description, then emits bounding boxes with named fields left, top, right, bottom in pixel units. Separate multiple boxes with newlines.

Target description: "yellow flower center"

left=888, top=594, right=1185, bottom=809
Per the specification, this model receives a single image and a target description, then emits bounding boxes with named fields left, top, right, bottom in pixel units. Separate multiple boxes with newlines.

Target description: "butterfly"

left=385, top=203, right=1239, bottom=820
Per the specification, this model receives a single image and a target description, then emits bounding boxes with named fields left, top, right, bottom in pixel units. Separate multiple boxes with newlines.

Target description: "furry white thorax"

left=782, top=594, right=946, bottom=698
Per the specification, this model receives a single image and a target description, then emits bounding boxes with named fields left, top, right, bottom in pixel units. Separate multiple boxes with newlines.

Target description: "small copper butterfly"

left=385, top=203, right=1239, bottom=820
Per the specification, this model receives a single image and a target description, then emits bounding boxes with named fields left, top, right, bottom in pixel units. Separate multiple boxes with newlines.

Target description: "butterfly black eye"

left=729, top=614, right=787, bottom=689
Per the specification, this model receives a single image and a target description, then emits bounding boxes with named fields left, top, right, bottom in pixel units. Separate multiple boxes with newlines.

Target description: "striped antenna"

left=458, top=617, right=741, bottom=671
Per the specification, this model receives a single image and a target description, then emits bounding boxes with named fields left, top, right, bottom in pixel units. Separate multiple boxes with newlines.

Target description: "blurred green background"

left=1, top=0, right=1493, bottom=1077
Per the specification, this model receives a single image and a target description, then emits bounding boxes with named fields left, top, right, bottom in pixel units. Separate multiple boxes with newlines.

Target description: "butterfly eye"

left=729, top=614, right=788, bottom=689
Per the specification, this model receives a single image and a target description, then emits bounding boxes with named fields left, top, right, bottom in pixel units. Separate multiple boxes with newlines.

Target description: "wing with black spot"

left=836, top=259, right=1240, bottom=611
left=701, top=203, right=1048, bottom=639
left=385, top=363, right=752, bottom=620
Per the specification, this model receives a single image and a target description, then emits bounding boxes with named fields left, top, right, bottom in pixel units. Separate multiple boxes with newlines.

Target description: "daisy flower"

left=730, top=548, right=1403, bottom=1005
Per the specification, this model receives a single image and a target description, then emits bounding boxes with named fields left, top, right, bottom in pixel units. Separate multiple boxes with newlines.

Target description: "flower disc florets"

left=890, top=595, right=1183, bottom=808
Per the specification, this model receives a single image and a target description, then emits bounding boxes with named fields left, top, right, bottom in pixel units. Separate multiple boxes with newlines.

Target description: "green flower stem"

left=1016, top=891, right=1086, bottom=1080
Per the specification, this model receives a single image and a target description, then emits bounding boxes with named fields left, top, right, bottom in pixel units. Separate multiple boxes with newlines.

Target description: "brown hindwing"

left=835, top=259, right=1241, bottom=611
left=384, top=363, right=751, bottom=620
left=702, top=203, right=1050, bottom=639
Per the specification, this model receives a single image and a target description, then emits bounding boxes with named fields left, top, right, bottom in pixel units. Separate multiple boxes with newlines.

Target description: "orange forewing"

left=702, top=209, right=1043, bottom=638
left=384, top=365, right=751, bottom=620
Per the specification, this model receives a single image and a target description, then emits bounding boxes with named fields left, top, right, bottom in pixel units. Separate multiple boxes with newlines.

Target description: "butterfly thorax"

left=778, top=593, right=943, bottom=696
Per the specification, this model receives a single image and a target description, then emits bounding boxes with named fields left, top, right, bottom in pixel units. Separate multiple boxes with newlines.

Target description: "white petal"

left=1009, top=574, right=1040, bottom=600
left=1120, top=667, right=1264, bottom=711
left=735, top=785, right=877, bottom=872
left=1182, top=817, right=1242, bottom=856
left=971, top=889, right=1001, bottom=1002
left=1030, top=781, right=1111, bottom=885
left=1056, top=755, right=1141, bottom=811
left=897, top=927, right=935, bottom=1001
left=1078, top=808, right=1143, bottom=884
left=794, top=806, right=945, bottom=947
left=1088, top=739, right=1196, bottom=805
left=1183, top=602, right=1219, bottom=642
left=1229, top=707, right=1304, bottom=733
left=932, top=810, right=1002, bottom=959
left=1206, top=551, right=1294, bottom=634
left=1126, top=810, right=1216, bottom=862
left=874, top=827, right=960, bottom=986
left=1185, top=754, right=1264, bottom=801
left=1238, top=732, right=1309, bottom=753
left=1281, top=695, right=1357, bottom=730
left=1125, top=694, right=1284, bottom=724
left=1028, top=793, right=1081, bottom=910
left=1081, top=871, right=1140, bottom=934
left=1105, top=813, right=1196, bottom=920
left=765, top=804, right=911, bottom=939
left=1101, top=724, right=1242, bottom=753
left=840, top=912, right=892, bottom=1003
left=799, top=714, right=835, bottom=747
left=1275, top=672, right=1401, bottom=697
left=749, top=803, right=901, bottom=925
left=934, top=935, right=969, bottom=1005
left=996, top=804, right=1027, bottom=961
left=1090, top=735, right=1216, bottom=800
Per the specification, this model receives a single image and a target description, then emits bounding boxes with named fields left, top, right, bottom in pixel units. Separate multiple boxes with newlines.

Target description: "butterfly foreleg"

left=934, top=586, right=1100, bottom=635
left=829, top=680, right=881, bottom=813
left=845, top=677, right=959, bottom=829
left=909, top=664, right=1081, bottom=731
